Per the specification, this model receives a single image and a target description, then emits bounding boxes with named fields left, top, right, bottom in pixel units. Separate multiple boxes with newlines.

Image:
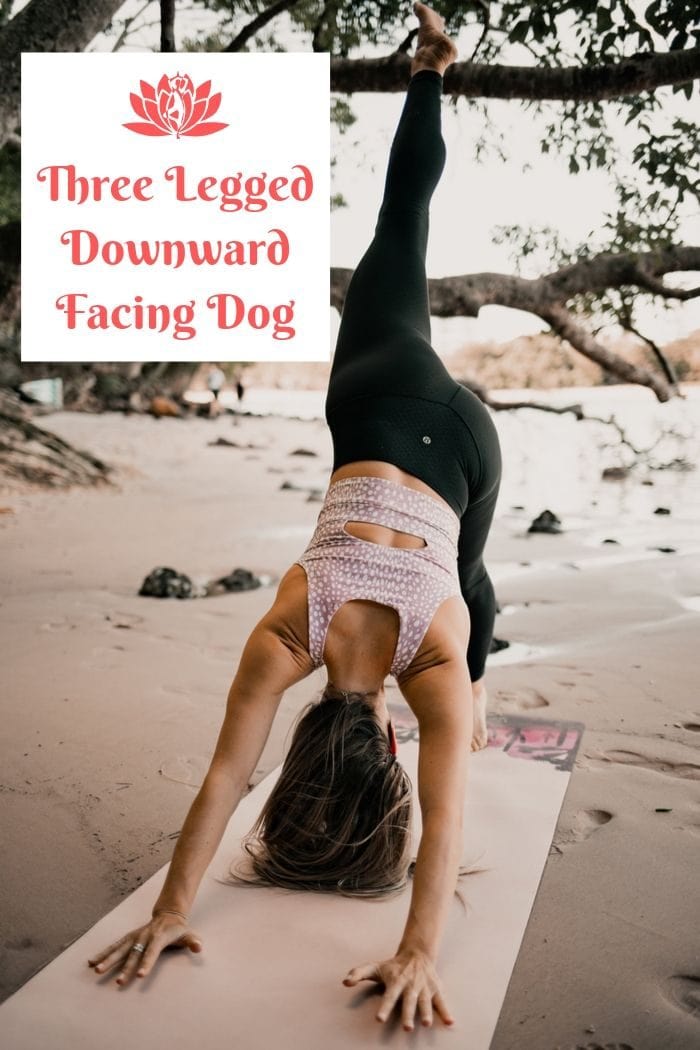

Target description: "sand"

left=1, top=392, right=699, bottom=1049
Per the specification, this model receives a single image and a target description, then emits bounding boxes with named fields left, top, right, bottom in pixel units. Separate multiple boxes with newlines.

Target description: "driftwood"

left=0, top=389, right=113, bottom=488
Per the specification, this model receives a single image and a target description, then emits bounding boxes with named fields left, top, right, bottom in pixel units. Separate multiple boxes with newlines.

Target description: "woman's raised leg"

left=326, top=5, right=458, bottom=412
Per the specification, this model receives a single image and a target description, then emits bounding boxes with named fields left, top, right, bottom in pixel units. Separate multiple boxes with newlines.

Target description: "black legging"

left=325, top=69, right=502, bottom=682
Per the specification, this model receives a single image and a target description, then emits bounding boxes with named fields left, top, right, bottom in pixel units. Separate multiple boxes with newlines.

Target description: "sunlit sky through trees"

left=14, top=0, right=699, bottom=353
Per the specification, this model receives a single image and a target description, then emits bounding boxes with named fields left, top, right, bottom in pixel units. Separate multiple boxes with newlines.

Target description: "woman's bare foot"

left=411, top=2, right=459, bottom=77
left=471, top=682, right=488, bottom=752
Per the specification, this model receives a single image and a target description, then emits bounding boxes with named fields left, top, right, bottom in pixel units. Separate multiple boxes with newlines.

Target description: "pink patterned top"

left=295, top=475, right=463, bottom=679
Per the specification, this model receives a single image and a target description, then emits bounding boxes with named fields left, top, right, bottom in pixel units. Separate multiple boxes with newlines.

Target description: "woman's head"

left=227, top=682, right=413, bottom=898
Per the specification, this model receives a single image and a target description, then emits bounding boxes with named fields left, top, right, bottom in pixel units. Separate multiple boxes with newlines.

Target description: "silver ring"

left=130, top=943, right=146, bottom=953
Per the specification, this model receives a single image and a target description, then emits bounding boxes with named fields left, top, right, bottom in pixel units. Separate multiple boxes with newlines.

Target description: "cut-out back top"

left=294, top=475, right=463, bottom=678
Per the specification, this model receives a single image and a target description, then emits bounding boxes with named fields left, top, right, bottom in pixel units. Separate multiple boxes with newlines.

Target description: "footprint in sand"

left=568, top=1044, right=635, bottom=1050
left=40, top=618, right=76, bottom=632
left=159, top=755, right=209, bottom=788
left=551, top=808, right=613, bottom=854
left=80, top=644, right=128, bottom=669
left=105, top=612, right=144, bottom=629
left=497, top=688, right=550, bottom=711
left=588, top=749, right=700, bottom=780
left=661, top=973, right=700, bottom=1018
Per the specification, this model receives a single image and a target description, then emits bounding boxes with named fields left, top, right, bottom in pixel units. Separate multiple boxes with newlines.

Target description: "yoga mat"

left=1, top=706, right=583, bottom=1048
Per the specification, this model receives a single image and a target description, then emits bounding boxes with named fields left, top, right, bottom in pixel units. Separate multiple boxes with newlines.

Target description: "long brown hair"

left=225, top=683, right=413, bottom=899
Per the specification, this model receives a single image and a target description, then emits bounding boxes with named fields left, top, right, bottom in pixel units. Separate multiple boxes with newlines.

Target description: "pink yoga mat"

left=1, top=707, right=583, bottom=1048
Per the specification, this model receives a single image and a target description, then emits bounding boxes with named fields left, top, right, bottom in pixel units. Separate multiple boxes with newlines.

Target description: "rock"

left=652, top=546, right=676, bottom=554
left=527, top=509, right=562, bottom=534
left=601, top=465, right=630, bottom=480
left=654, top=506, right=671, bottom=515
left=207, top=437, right=264, bottom=449
left=602, top=538, right=619, bottom=544
left=213, top=568, right=261, bottom=593
left=139, top=567, right=193, bottom=599
left=149, top=396, right=182, bottom=418
left=490, top=637, right=510, bottom=654
left=289, top=447, right=318, bottom=457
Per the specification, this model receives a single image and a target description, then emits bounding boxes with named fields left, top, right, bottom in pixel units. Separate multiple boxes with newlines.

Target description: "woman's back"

left=274, top=460, right=470, bottom=686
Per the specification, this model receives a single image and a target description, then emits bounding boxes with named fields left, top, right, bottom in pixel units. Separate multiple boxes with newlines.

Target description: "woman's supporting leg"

left=326, top=70, right=447, bottom=413
left=455, top=479, right=500, bottom=751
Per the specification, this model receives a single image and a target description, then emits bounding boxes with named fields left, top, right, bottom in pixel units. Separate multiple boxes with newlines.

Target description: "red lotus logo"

left=123, top=73, right=228, bottom=138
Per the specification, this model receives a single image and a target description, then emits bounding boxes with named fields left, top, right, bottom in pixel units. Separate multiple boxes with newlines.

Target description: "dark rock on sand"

left=207, top=437, right=264, bottom=449
left=289, top=447, right=318, bottom=457
left=528, top=509, right=562, bottom=534
left=212, top=568, right=261, bottom=592
left=601, top=465, right=630, bottom=480
left=602, top=538, right=620, bottom=544
left=654, top=506, right=671, bottom=515
left=139, top=567, right=193, bottom=599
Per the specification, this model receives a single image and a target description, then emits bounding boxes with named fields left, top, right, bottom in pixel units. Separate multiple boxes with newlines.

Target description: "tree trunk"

left=0, top=388, right=113, bottom=488
left=0, top=0, right=125, bottom=146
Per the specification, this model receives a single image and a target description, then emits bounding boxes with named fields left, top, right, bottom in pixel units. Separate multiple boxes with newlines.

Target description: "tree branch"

left=539, top=302, right=671, bottom=400
left=625, top=325, right=680, bottom=390
left=331, top=244, right=700, bottom=401
left=223, top=0, right=301, bottom=53
left=329, top=46, right=700, bottom=100
left=485, top=397, right=585, bottom=418
left=160, top=0, right=175, bottom=53
left=631, top=267, right=700, bottom=300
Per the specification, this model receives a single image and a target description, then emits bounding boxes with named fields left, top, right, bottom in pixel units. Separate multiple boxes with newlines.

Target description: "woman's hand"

left=342, top=947, right=455, bottom=1030
left=87, top=913, right=203, bottom=987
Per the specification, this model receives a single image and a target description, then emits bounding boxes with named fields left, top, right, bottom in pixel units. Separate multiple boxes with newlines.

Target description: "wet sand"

left=1, top=393, right=699, bottom=1048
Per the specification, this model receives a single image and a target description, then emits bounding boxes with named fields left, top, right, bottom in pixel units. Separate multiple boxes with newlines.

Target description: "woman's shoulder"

left=399, top=593, right=470, bottom=684
left=259, top=563, right=314, bottom=669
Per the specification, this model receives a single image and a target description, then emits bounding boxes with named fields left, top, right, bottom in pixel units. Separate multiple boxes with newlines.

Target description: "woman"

left=88, top=3, right=501, bottom=1032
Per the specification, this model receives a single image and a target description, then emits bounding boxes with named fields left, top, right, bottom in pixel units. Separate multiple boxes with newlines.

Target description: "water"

left=198, top=382, right=699, bottom=529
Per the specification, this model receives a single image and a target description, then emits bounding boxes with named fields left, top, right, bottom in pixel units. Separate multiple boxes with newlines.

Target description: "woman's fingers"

left=342, top=955, right=456, bottom=1028
left=343, top=963, right=380, bottom=985
left=135, top=931, right=202, bottom=979
left=400, top=986, right=420, bottom=1031
left=432, top=987, right=455, bottom=1026
left=418, top=988, right=433, bottom=1027
left=88, top=917, right=203, bottom=988
left=115, top=941, right=149, bottom=986
left=88, top=935, right=132, bottom=968
left=90, top=937, right=136, bottom=976
left=376, top=979, right=406, bottom=1024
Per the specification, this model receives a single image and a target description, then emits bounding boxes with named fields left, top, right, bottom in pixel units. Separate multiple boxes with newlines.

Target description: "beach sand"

left=1, top=392, right=699, bottom=1048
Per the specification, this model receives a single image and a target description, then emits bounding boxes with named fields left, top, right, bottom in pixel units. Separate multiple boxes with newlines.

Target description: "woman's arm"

left=342, top=654, right=473, bottom=1029
left=395, top=656, right=473, bottom=960
left=152, top=608, right=315, bottom=919
left=89, top=592, right=316, bottom=985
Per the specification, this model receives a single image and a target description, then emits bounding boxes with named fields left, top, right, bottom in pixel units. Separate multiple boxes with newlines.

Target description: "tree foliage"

left=0, top=0, right=698, bottom=411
